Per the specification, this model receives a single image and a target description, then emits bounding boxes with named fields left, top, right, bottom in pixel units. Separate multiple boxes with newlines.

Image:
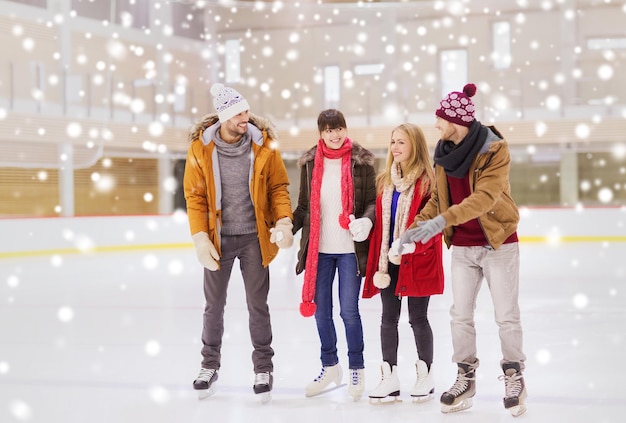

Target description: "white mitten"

left=388, top=239, right=402, bottom=265
left=191, top=231, right=220, bottom=271
left=348, top=214, right=373, bottom=242
left=270, top=217, right=294, bottom=249
left=390, top=238, right=415, bottom=261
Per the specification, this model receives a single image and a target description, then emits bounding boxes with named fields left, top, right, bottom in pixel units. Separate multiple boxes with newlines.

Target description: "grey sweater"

left=213, top=130, right=257, bottom=236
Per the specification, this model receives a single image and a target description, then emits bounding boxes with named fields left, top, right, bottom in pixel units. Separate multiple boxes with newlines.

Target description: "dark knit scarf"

left=300, top=137, right=354, bottom=317
left=434, top=120, right=487, bottom=178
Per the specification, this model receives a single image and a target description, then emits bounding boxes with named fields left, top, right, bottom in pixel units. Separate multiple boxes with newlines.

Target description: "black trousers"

left=379, top=263, right=433, bottom=368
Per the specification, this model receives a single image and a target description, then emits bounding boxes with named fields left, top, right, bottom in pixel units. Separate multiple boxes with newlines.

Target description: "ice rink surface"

left=1, top=240, right=624, bottom=422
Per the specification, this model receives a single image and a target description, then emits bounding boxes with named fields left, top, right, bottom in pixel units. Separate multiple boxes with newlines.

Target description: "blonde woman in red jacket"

left=363, top=123, right=444, bottom=403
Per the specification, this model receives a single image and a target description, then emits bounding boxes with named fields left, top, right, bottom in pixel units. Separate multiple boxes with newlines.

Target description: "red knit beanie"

left=435, top=83, right=477, bottom=127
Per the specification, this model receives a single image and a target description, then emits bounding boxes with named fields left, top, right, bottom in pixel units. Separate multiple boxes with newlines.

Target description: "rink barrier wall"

left=0, top=207, right=625, bottom=259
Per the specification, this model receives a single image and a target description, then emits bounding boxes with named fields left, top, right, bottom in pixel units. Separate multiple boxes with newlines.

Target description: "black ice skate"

left=499, top=363, right=527, bottom=417
left=440, top=363, right=476, bottom=413
left=193, top=368, right=218, bottom=399
left=253, top=372, right=273, bottom=404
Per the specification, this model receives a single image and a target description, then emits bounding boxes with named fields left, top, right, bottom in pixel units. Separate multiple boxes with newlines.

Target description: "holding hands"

left=270, top=217, right=294, bottom=249
left=397, top=215, right=446, bottom=254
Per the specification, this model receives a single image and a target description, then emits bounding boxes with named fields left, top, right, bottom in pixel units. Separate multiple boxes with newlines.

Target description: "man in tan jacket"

left=184, top=83, right=293, bottom=403
left=400, top=83, right=527, bottom=417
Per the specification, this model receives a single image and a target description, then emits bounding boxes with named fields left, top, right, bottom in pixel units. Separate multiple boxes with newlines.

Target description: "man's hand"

left=389, top=238, right=416, bottom=261
left=348, top=214, right=373, bottom=242
left=270, top=217, right=294, bottom=249
left=397, top=215, right=446, bottom=253
left=191, top=231, right=220, bottom=271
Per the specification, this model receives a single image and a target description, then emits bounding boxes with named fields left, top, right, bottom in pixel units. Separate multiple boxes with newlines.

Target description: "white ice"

left=0, top=240, right=624, bottom=422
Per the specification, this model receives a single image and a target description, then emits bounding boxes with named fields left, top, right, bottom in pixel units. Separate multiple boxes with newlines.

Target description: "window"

left=587, top=37, right=626, bottom=50
left=5, top=0, right=47, bottom=7
left=492, top=21, right=511, bottom=69
left=354, top=63, right=384, bottom=76
left=439, top=49, right=467, bottom=99
left=116, top=0, right=150, bottom=30
left=225, top=39, right=241, bottom=84
left=324, top=65, right=340, bottom=109
left=72, top=0, right=150, bottom=29
left=71, top=0, right=110, bottom=21
left=172, top=2, right=206, bottom=41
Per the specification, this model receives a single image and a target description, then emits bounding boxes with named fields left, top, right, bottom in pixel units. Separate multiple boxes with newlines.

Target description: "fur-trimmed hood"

left=187, top=112, right=278, bottom=143
left=297, top=140, right=376, bottom=168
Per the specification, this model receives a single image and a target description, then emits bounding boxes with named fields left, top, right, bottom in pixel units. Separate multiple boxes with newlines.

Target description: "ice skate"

left=348, top=368, right=365, bottom=401
left=305, top=363, right=344, bottom=397
left=369, top=362, right=401, bottom=404
left=253, top=371, right=273, bottom=404
left=499, top=363, right=527, bottom=417
left=410, top=360, right=434, bottom=402
left=440, top=363, right=476, bottom=413
left=193, top=368, right=218, bottom=399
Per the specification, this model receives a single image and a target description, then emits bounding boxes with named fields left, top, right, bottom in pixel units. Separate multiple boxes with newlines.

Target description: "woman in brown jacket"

left=292, top=109, right=376, bottom=401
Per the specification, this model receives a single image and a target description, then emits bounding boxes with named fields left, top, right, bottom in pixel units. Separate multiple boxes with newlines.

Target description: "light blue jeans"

left=449, top=243, right=526, bottom=370
left=314, top=253, right=365, bottom=370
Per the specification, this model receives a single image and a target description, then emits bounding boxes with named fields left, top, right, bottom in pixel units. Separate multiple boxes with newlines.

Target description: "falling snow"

left=1, top=1, right=625, bottom=422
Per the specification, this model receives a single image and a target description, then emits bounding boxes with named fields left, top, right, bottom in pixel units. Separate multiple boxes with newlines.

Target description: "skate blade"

left=349, top=392, right=363, bottom=402
left=258, top=391, right=272, bottom=404
left=441, top=398, right=473, bottom=413
left=197, top=386, right=216, bottom=400
left=508, top=404, right=527, bottom=417
left=410, top=393, right=434, bottom=403
left=305, top=383, right=347, bottom=398
left=369, top=396, right=402, bottom=405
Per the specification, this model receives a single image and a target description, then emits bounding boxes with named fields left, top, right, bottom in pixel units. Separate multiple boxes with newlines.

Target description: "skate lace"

left=498, top=372, right=523, bottom=398
left=255, top=372, right=271, bottom=386
left=197, top=368, right=216, bottom=382
left=350, top=369, right=361, bottom=386
left=447, top=373, right=473, bottom=396
left=314, top=368, right=327, bottom=382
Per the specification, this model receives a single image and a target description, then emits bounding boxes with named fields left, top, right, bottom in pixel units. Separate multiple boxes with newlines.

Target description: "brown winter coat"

left=415, top=126, right=520, bottom=250
left=183, top=112, right=293, bottom=267
left=292, top=142, right=377, bottom=276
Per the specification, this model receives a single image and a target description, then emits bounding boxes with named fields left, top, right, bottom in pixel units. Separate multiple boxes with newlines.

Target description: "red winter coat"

left=362, top=181, right=444, bottom=299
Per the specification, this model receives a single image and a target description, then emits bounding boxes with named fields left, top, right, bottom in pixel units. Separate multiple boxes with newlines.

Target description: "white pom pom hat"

left=210, top=83, right=250, bottom=123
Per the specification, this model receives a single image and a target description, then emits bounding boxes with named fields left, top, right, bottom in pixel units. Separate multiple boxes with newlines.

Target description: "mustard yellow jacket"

left=416, top=126, right=520, bottom=250
left=183, top=113, right=293, bottom=267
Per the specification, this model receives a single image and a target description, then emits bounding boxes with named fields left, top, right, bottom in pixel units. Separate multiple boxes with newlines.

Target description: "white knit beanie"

left=210, top=83, right=250, bottom=123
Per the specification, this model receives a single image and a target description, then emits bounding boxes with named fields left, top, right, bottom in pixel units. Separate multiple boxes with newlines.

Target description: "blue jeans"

left=314, top=253, right=364, bottom=369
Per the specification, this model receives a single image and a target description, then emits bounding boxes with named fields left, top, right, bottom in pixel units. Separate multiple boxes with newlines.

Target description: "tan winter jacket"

left=183, top=112, right=293, bottom=267
left=415, top=126, right=520, bottom=250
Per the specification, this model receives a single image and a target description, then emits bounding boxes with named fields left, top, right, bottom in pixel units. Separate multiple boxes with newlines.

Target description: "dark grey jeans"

left=380, top=264, right=433, bottom=368
left=200, top=233, right=274, bottom=373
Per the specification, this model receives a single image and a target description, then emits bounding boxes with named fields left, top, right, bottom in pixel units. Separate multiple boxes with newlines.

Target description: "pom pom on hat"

left=210, top=82, right=251, bottom=123
left=300, top=301, right=317, bottom=317
left=435, top=83, right=477, bottom=127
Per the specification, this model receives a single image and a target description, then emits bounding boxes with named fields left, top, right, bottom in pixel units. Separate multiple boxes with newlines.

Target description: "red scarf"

left=300, top=137, right=354, bottom=317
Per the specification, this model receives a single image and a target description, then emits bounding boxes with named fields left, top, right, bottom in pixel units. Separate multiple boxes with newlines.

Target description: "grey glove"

left=398, top=215, right=446, bottom=253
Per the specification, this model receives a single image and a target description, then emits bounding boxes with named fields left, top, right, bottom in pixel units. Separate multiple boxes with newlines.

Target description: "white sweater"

left=318, top=157, right=354, bottom=254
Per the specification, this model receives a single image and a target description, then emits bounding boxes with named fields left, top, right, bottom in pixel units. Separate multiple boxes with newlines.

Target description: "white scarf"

left=374, top=163, right=417, bottom=288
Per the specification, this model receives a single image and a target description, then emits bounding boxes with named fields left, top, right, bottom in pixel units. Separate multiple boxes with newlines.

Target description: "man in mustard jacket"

left=184, top=83, right=293, bottom=403
left=399, top=84, right=527, bottom=417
